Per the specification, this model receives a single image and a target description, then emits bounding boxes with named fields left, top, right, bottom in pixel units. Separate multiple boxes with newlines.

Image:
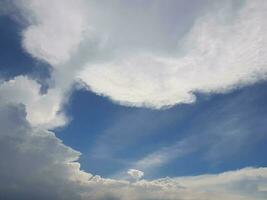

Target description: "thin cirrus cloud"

left=0, top=0, right=266, bottom=199
left=88, top=82, right=267, bottom=179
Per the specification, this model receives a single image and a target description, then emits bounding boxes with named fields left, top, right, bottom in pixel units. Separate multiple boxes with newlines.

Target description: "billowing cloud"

left=16, top=0, right=267, bottom=109
left=127, top=169, right=144, bottom=181
left=79, top=0, right=267, bottom=108
left=85, top=167, right=267, bottom=200
left=18, top=0, right=88, bottom=65
left=0, top=104, right=91, bottom=200
left=0, top=73, right=266, bottom=199
left=0, top=76, right=66, bottom=128
left=0, top=103, right=266, bottom=199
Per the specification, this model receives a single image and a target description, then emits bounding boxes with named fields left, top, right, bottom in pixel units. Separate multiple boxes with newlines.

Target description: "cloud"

left=86, top=167, right=267, bottom=200
left=131, top=137, right=197, bottom=174
left=0, top=76, right=66, bottom=128
left=17, top=0, right=88, bottom=65
left=0, top=87, right=266, bottom=199
left=108, top=84, right=267, bottom=178
left=79, top=0, right=267, bottom=108
left=0, top=104, right=92, bottom=200
left=127, top=169, right=144, bottom=181
left=12, top=0, right=267, bottom=130
left=16, top=0, right=267, bottom=110
left=1, top=0, right=267, bottom=199
left=1, top=103, right=266, bottom=200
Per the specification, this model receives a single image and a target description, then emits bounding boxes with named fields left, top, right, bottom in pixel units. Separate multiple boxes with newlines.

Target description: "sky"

left=0, top=0, right=267, bottom=200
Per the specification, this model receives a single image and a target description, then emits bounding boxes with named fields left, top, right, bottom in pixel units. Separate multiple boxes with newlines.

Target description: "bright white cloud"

left=86, top=167, right=267, bottom=200
left=0, top=76, right=66, bottom=128
left=18, top=0, right=267, bottom=109
left=14, top=0, right=267, bottom=117
left=18, top=0, right=88, bottom=65
left=79, top=0, right=267, bottom=108
left=127, top=169, right=144, bottom=181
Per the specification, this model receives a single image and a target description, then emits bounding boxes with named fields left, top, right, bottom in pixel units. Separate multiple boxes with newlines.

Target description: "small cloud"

left=127, top=169, right=144, bottom=181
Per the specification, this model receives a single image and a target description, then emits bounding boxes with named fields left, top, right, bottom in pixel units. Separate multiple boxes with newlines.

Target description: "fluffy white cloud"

left=17, top=0, right=267, bottom=109
left=0, top=76, right=66, bottom=128
left=79, top=0, right=267, bottom=108
left=18, top=0, right=88, bottom=65
left=127, top=169, right=144, bottom=181
left=86, top=167, right=267, bottom=200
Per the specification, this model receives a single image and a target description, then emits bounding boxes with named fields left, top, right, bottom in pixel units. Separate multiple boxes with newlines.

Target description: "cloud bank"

left=0, top=104, right=91, bottom=200
left=0, top=103, right=266, bottom=200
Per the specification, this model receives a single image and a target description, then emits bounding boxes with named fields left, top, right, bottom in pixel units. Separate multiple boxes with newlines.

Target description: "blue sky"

left=0, top=1, right=267, bottom=199
left=0, top=14, right=51, bottom=88
left=57, top=82, right=267, bottom=179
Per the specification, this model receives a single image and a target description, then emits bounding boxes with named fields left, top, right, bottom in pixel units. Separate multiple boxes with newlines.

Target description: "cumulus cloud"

left=0, top=104, right=92, bottom=200
left=17, top=0, right=88, bottom=65
left=0, top=104, right=266, bottom=200
left=0, top=76, right=66, bottom=128
left=82, top=167, right=267, bottom=200
left=127, top=169, right=144, bottom=181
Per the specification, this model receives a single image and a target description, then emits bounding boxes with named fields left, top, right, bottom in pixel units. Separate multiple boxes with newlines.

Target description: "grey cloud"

left=0, top=103, right=266, bottom=200
left=0, top=104, right=91, bottom=200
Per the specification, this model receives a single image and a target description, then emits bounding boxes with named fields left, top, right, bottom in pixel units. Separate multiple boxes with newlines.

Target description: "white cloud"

left=18, top=0, right=88, bottom=65
left=17, top=0, right=267, bottom=109
left=0, top=89, right=266, bottom=199
left=1, top=0, right=266, bottom=199
left=1, top=103, right=266, bottom=200
left=13, top=0, right=267, bottom=126
left=0, top=76, right=66, bottom=128
left=127, top=169, right=144, bottom=181
left=79, top=0, right=267, bottom=108
left=131, top=137, right=196, bottom=174
left=86, top=167, right=267, bottom=200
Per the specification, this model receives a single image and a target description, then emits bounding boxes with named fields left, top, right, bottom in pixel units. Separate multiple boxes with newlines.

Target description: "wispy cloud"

left=113, top=84, right=267, bottom=178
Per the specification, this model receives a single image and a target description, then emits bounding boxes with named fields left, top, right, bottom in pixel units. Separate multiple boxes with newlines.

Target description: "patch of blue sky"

left=56, top=81, right=267, bottom=179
